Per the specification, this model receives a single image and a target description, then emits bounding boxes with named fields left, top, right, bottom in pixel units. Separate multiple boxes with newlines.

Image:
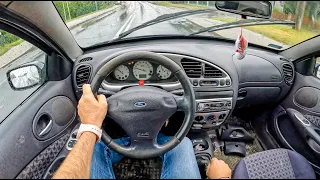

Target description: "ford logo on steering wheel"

left=134, top=102, right=147, bottom=107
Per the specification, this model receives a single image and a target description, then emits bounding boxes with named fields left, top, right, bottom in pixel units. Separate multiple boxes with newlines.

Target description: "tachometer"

left=113, top=65, right=130, bottom=80
left=133, top=61, right=153, bottom=80
left=157, top=65, right=172, bottom=79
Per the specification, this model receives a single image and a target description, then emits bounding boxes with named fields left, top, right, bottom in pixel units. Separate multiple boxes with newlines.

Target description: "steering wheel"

left=90, top=51, right=195, bottom=159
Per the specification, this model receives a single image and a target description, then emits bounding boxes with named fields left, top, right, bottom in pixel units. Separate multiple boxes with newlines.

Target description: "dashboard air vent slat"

left=282, top=63, right=294, bottom=85
left=79, top=57, right=93, bottom=63
left=181, top=58, right=202, bottom=78
left=76, top=65, right=91, bottom=87
left=204, top=64, right=223, bottom=78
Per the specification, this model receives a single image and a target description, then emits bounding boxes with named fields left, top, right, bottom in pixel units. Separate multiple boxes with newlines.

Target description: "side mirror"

left=6, top=61, right=45, bottom=90
left=316, top=64, right=320, bottom=79
left=215, top=1, right=272, bottom=19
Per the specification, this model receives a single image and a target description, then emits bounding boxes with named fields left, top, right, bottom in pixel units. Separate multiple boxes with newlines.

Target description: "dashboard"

left=72, top=38, right=295, bottom=131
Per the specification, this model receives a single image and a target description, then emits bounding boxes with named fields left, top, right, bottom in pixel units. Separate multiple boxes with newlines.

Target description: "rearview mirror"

left=6, top=62, right=45, bottom=90
left=215, top=1, right=272, bottom=19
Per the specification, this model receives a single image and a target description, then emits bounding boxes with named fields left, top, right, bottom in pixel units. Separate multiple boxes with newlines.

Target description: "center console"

left=188, top=131, right=215, bottom=178
left=192, top=98, right=233, bottom=130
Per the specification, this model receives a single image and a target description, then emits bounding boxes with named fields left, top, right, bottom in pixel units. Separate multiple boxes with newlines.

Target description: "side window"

left=315, top=56, right=320, bottom=79
left=0, top=29, right=46, bottom=122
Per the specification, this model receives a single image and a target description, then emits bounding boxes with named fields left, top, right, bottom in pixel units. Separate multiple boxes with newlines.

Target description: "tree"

left=53, top=1, right=115, bottom=21
left=307, top=1, right=320, bottom=26
left=283, top=1, right=297, bottom=14
left=294, top=1, right=307, bottom=31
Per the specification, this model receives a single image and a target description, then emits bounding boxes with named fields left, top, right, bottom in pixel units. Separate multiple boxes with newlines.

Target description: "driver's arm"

left=53, top=84, right=107, bottom=179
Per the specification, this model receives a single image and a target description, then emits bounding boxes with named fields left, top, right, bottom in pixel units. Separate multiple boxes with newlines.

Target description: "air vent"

left=76, top=65, right=91, bottom=87
left=204, top=64, right=223, bottom=78
left=282, top=63, right=294, bottom=85
left=181, top=58, right=202, bottom=78
left=79, top=57, right=93, bottom=63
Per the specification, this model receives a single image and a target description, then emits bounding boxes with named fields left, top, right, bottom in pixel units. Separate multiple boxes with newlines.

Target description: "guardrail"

left=66, top=5, right=120, bottom=29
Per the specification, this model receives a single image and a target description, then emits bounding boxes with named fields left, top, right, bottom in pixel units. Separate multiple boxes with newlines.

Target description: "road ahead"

left=71, top=1, right=189, bottom=47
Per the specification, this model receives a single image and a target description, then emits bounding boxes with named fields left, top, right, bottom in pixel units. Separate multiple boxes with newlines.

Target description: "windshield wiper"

left=114, top=9, right=216, bottom=40
left=189, top=19, right=295, bottom=36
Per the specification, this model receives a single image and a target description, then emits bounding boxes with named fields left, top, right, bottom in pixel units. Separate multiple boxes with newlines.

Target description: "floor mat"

left=209, top=116, right=264, bottom=170
left=112, top=116, right=263, bottom=177
left=225, top=115, right=255, bottom=134
left=113, top=157, right=162, bottom=179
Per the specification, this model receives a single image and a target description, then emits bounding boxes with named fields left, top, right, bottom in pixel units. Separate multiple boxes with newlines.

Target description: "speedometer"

left=133, top=61, right=153, bottom=80
left=113, top=65, right=129, bottom=81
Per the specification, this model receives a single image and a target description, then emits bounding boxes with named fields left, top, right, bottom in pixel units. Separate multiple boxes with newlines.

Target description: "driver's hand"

left=78, top=84, right=108, bottom=128
left=206, top=158, right=232, bottom=179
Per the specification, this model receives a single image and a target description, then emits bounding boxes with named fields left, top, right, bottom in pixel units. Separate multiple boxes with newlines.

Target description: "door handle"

left=292, top=111, right=311, bottom=126
left=39, top=119, right=53, bottom=137
left=287, top=108, right=320, bottom=147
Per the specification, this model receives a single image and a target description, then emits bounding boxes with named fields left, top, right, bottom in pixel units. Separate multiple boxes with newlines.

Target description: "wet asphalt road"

left=0, top=1, right=200, bottom=121
left=71, top=1, right=187, bottom=47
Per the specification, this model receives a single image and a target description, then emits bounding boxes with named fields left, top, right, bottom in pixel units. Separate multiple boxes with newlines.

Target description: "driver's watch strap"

left=76, top=124, right=102, bottom=144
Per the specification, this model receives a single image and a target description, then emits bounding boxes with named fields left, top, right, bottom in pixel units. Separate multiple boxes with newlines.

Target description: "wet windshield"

left=54, top=1, right=320, bottom=50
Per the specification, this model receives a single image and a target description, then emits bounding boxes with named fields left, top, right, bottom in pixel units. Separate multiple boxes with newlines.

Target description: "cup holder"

left=43, top=156, right=66, bottom=179
left=192, top=138, right=209, bottom=152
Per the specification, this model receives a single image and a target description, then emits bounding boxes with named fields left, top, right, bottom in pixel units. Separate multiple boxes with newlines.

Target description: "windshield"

left=54, top=1, right=320, bottom=50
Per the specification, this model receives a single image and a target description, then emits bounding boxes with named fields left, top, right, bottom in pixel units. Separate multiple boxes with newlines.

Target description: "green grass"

left=273, top=7, right=282, bottom=13
left=211, top=17, right=319, bottom=45
left=149, top=1, right=209, bottom=10
left=0, top=39, right=24, bottom=56
left=245, top=25, right=318, bottom=45
left=65, top=5, right=113, bottom=23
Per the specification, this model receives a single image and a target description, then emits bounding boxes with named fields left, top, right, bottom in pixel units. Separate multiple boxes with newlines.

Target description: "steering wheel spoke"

left=173, top=95, right=188, bottom=111
left=98, top=88, right=116, bottom=97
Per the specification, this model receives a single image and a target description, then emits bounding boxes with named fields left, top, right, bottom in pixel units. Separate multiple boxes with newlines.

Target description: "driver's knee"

left=169, top=137, right=193, bottom=154
left=163, top=137, right=196, bottom=165
left=179, top=137, right=193, bottom=150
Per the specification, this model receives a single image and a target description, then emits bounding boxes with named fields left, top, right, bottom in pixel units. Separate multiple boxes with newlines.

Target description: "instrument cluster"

left=105, top=60, right=177, bottom=83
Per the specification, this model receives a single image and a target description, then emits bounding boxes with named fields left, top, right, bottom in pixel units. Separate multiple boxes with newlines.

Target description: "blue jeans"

left=90, top=134, right=201, bottom=179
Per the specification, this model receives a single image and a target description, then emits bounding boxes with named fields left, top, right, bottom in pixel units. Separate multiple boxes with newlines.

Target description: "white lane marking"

left=124, top=11, right=136, bottom=32
left=113, top=16, right=131, bottom=39
left=0, top=79, right=6, bottom=86
left=113, top=12, right=136, bottom=39
left=113, top=2, right=137, bottom=39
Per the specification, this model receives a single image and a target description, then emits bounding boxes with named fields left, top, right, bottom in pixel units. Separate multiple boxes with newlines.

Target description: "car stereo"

left=192, top=98, right=233, bottom=130
left=196, top=99, right=232, bottom=112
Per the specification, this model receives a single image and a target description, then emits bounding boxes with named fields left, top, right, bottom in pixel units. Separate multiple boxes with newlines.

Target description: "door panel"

left=0, top=5, right=78, bottom=179
left=0, top=75, right=78, bottom=178
left=16, top=134, right=70, bottom=179
left=269, top=71, right=320, bottom=173
left=32, top=96, right=76, bottom=140
left=281, top=73, right=320, bottom=116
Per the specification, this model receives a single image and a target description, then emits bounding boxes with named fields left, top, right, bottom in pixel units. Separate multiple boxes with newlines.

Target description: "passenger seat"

left=232, top=149, right=316, bottom=179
